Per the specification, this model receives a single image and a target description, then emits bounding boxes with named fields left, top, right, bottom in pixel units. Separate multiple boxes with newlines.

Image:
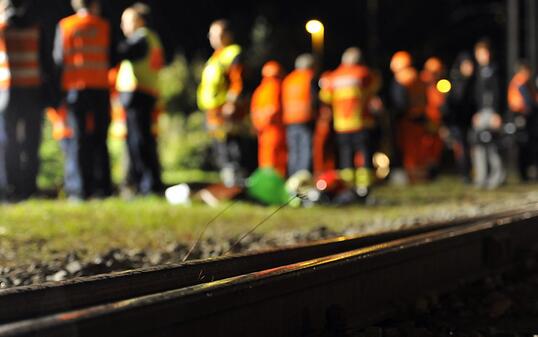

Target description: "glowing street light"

left=306, top=19, right=324, bottom=58
left=436, top=79, right=452, bottom=94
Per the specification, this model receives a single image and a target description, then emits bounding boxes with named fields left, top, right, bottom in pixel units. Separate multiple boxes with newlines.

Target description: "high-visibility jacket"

left=116, top=28, right=164, bottom=97
left=58, top=13, right=110, bottom=90
left=282, top=69, right=314, bottom=125
left=0, top=23, right=40, bottom=89
left=197, top=44, right=242, bottom=111
left=251, top=77, right=282, bottom=131
left=321, top=64, right=379, bottom=133
left=508, top=72, right=534, bottom=114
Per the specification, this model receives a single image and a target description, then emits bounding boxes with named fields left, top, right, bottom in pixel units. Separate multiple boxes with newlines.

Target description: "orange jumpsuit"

left=422, top=71, right=445, bottom=170
left=251, top=74, right=287, bottom=177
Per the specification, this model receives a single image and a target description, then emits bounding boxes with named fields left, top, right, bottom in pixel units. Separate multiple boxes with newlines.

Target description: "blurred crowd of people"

left=0, top=0, right=536, bottom=204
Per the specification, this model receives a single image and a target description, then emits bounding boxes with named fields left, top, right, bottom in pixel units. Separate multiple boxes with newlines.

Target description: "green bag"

left=247, top=168, right=291, bottom=205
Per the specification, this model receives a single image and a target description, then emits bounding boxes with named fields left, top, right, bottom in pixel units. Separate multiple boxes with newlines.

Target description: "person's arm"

left=50, top=24, right=64, bottom=108
left=518, top=85, right=534, bottom=115
left=390, top=81, right=408, bottom=118
left=226, top=53, right=243, bottom=103
left=490, top=67, right=501, bottom=114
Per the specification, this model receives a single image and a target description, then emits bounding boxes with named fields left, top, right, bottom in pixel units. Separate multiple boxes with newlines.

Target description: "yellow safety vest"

left=116, top=28, right=164, bottom=96
left=197, top=44, right=241, bottom=110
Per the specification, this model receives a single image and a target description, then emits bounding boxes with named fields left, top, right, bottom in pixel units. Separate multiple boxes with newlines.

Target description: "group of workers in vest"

left=199, top=19, right=538, bottom=203
left=0, top=0, right=164, bottom=201
left=0, top=2, right=536, bottom=203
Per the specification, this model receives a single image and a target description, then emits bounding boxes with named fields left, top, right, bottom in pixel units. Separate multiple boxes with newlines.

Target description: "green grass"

left=1, top=176, right=538, bottom=267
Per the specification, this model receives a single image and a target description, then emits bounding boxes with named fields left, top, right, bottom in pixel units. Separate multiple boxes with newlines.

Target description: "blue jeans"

left=286, top=123, right=312, bottom=176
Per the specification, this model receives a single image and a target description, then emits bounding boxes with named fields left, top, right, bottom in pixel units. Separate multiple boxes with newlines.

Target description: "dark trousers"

left=2, top=88, right=42, bottom=199
left=336, top=130, right=373, bottom=170
left=449, top=126, right=471, bottom=181
left=286, top=123, right=312, bottom=176
left=120, top=91, right=162, bottom=194
left=517, top=115, right=538, bottom=180
left=66, top=89, right=112, bottom=198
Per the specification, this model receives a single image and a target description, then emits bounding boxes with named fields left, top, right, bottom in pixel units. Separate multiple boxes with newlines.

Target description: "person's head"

left=261, top=60, right=282, bottom=78
left=452, top=52, right=474, bottom=78
left=121, top=3, right=150, bottom=37
left=341, top=47, right=362, bottom=66
left=474, top=39, right=491, bottom=66
left=71, top=0, right=101, bottom=15
left=390, top=51, right=412, bottom=73
left=295, top=53, right=314, bottom=70
left=208, top=19, right=233, bottom=50
left=424, top=57, right=443, bottom=75
left=515, top=60, right=531, bottom=80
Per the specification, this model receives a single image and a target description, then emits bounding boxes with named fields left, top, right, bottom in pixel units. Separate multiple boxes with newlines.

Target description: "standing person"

left=313, top=70, right=336, bottom=177
left=471, top=39, right=505, bottom=189
left=421, top=57, right=445, bottom=177
left=0, top=0, right=44, bottom=200
left=250, top=60, right=287, bottom=177
left=116, top=3, right=164, bottom=195
left=320, top=47, right=380, bottom=197
left=197, top=19, right=245, bottom=187
left=508, top=61, right=538, bottom=181
left=390, top=51, right=429, bottom=182
left=282, top=53, right=316, bottom=176
left=442, top=52, right=476, bottom=183
left=53, top=0, right=112, bottom=199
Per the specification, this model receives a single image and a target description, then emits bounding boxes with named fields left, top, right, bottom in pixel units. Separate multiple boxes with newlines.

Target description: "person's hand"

left=222, top=102, right=236, bottom=118
left=439, top=126, right=450, bottom=141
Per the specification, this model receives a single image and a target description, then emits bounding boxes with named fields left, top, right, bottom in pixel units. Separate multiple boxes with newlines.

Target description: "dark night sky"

left=33, top=0, right=516, bottom=92
left=35, top=1, right=508, bottom=64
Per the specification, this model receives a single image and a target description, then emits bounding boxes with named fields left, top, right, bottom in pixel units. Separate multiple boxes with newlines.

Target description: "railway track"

left=1, top=207, right=538, bottom=336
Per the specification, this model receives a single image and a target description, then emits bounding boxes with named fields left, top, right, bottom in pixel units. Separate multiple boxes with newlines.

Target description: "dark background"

left=33, top=1, right=507, bottom=66
left=30, top=0, right=534, bottom=101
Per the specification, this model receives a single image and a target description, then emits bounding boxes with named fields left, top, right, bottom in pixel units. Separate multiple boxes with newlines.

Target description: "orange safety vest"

left=251, top=76, right=282, bottom=131
left=324, top=64, right=378, bottom=133
left=508, top=72, right=533, bottom=114
left=282, top=69, right=314, bottom=125
left=59, top=14, right=109, bottom=90
left=0, top=23, right=40, bottom=89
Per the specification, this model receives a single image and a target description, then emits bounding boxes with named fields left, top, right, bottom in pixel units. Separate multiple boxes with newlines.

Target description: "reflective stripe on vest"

left=116, top=28, right=163, bottom=96
left=60, top=14, right=109, bottom=90
left=328, top=65, right=376, bottom=133
left=197, top=44, right=242, bottom=110
left=282, top=69, right=314, bottom=125
left=0, top=24, right=40, bottom=88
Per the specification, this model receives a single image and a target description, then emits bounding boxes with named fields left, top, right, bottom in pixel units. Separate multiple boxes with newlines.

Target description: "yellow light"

left=436, top=79, right=452, bottom=94
left=306, top=20, right=324, bottom=34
